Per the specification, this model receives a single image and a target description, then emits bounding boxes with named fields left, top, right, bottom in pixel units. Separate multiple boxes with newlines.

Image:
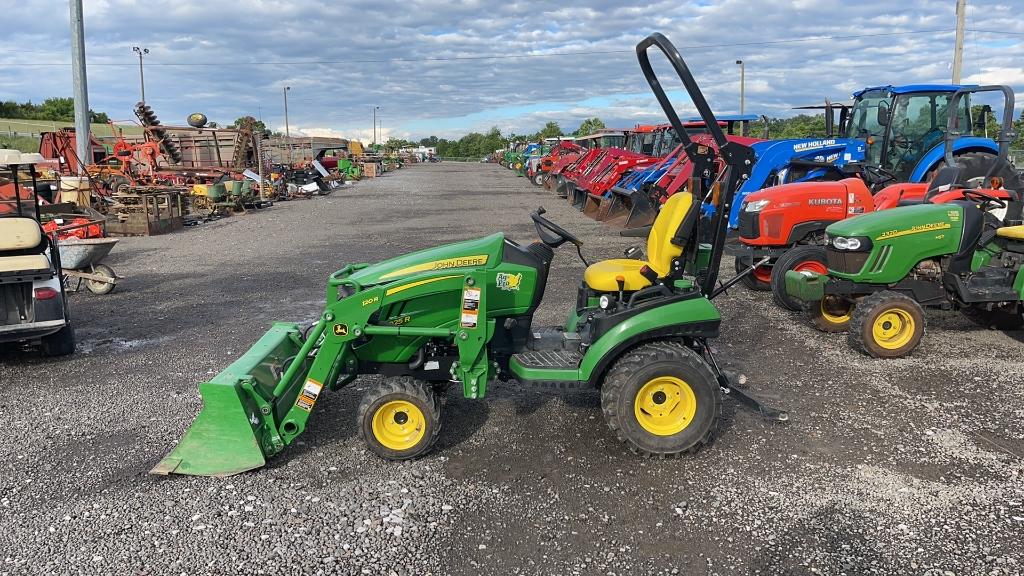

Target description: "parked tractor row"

left=498, top=54, right=1021, bottom=362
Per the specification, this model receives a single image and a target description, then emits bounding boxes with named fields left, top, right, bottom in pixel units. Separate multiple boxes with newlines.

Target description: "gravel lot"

left=1, top=162, right=1022, bottom=575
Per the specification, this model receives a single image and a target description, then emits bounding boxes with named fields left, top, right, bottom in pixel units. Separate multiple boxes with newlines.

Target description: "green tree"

left=37, top=97, right=75, bottom=121
left=231, top=116, right=268, bottom=133
left=538, top=121, right=562, bottom=139
left=418, top=135, right=439, bottom=147
left=573, top=117, right=605, bottom=136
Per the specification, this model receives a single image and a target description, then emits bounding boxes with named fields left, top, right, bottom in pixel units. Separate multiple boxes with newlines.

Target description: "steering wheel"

left=863, top=164, right=897, bottom=186
left=531, top=207, right=583, bottom=247
left=962, top=188, right=1007, bottom=210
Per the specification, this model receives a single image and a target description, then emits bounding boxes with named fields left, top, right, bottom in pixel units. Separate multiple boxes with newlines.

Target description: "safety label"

left=461, top=288, right=481, bottom=328
left=295, top=378, right=323, bottom=412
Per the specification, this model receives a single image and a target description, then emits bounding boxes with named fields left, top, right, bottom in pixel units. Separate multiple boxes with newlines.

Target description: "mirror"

left=876, top=103, right=890, bottom=126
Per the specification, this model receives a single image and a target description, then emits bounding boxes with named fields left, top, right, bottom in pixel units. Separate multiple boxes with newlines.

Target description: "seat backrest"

left=646, top=192, right=695, bottom=275
left=924, top=166, right=962, bottom=200
left=0, top=217, right=43, bottom=252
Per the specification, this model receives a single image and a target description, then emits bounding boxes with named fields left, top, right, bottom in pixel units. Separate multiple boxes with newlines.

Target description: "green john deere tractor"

left=152, top=33, right=785, bottom=478
left=786, top=86, right=1024, bottom=358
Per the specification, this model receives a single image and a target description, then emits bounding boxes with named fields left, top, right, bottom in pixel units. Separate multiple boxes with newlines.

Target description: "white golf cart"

left=0, top=150, right=74, bottom=356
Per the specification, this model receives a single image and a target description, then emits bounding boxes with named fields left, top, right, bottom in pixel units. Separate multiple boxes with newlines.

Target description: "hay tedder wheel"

left=358, top=377, right=441, bottom=460
left=600, top=341, right=719, bottom=457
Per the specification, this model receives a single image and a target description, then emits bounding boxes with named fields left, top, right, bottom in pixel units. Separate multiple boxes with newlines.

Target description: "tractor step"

left=512, top=350, right=582, bottom=369
left=528, top=327, right=582, bottom=351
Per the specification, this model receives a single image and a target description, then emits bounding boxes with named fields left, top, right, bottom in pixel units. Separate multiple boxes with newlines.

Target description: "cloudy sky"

left=2, top=1, right=1023, bottom=142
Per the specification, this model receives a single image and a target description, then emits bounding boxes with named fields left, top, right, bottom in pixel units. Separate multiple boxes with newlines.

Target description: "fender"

left=579, top=295, right=721, bottom=385
left=910, top=137, right=998, bottom=182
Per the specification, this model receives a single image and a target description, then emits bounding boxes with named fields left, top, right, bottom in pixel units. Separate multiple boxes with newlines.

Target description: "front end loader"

left=154, top=33, right=786, bottom=478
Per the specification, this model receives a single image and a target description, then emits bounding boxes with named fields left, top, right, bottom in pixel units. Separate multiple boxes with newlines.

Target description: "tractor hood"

left=743, top=178, right=857, bottom=205
left=344, top=232, right=506, bottom=286
left=826, top=202, right=961, bottom=240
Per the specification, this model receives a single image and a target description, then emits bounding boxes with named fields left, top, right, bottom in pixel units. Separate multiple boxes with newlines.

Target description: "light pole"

left=132, top=46, right=149, bottom=104
left=283, top=86, right=291, bottom=164
left=735, top=59, right=745, bottom=115
left=373, top=106, right=379, bottom=147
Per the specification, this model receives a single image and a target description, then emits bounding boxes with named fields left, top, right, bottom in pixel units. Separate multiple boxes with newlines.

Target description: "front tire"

left=358, top=377, right=441, bottom=460
left=85, top=264, right=116, bottom=295
left=600, top=342, right=719, bottom=457
left=735, top=257, right=771, bottom=291
left=806, top=296, right=854, bottom=332
left=771, top=245, right=829, bottom=311
left=848, top=291, right=925, bottom=358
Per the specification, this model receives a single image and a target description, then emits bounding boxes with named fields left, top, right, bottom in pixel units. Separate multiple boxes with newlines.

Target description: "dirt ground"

left=1, top=163, right=1022, bottom=576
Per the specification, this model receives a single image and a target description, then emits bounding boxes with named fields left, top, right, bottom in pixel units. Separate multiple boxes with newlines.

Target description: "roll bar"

left=635, top=32, right=756, bottom=295
left=944, top=85, right=1016, bottom=182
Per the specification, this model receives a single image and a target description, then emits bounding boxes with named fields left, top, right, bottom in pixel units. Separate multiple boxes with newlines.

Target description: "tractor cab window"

left=846, top=89, right=890, bottom=166
left=884, top=91, right=968, bottom=180
left=600, top=135, right=626, bottom=148
left=640, top=132, right=657, bottom=155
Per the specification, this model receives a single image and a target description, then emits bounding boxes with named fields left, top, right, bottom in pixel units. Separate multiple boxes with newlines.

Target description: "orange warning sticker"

left=295, top=378, right=323, bottom=412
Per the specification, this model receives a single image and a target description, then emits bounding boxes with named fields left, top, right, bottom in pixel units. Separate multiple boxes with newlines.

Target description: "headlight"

left=599, top=294, right=611, bottom=309
left=745, top=199, right=770, bottom=212
left=832, top=236, right=862, bottom=250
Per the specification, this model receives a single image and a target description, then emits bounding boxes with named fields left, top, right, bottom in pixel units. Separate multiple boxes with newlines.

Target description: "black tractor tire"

left=848, top=291, right=926, bottom=358
left=600, top=341, right=719, bottom=457
left=85, top=264, right=116, bottom=295
left=532, top=171, right=545, bottom=186
left=735, top=257, right=771, bottom=291
left=40, top=322, right=75, bottom=357
left=960, top=304, right=1024, bottom=331
left=771, top=245, right=830, bottom=311
left=940, top=151, right=1022, bottom=192
left=358, top=377, right=441, bottom=460
left=805, top=296, right=855, bottom=333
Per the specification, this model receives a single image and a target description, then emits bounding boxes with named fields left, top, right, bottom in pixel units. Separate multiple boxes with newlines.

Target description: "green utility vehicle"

left=153, top=33, right=785, bottom=478
left=786, top=86, right=1024, bottom=358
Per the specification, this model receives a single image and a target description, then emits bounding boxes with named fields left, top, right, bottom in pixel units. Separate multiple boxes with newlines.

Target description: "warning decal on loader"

left=461, top=288, right=481, bottom=328
left=295, top=378, right=324, bottom=412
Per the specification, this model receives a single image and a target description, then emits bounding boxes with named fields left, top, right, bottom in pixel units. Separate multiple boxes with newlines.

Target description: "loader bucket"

left=151, top=322, right=305, bottom=477
left=568, top=183, right=587, bottom=210
left=603, top=186, right=659, bottom=230
left=582, top=192, right=603, bottom=219
left=594, top=193, right=627, bottom=224
left=555, top=176, right=569, bottom=198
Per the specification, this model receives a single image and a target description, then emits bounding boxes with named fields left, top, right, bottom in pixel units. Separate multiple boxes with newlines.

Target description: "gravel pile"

left=1, top=163, right=1021, bottom=575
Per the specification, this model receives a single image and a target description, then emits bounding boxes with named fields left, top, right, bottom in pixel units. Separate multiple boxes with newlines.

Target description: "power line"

left=0, top=28, right=982, bottom=68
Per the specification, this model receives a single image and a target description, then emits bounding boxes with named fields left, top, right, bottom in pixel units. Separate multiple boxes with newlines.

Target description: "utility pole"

left=283, top=86, right=291, bottom=164
left=373, top=106, right=379, bottom=146
left=952, top=0, right=966, bottom=84
left=132, top=46, right=149, bottom=103
left=735, top=60, right=745, bottom=115
left=69, top=0, right=90, bottom=174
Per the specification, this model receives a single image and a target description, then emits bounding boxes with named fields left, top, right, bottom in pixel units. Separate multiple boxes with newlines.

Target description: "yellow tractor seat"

left=995, top=225, right=1024, bottom=240
left=584, top=259, right=653, bottom=291
left=583, top=192, right=697, bottom=292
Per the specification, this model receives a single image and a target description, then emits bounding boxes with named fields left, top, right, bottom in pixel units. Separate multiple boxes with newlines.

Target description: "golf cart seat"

left=583, top=192, right=695, bottom=291
left=0, top=216, right=50, bottom=275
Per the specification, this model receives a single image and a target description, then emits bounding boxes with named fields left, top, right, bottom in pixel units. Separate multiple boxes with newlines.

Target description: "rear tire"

left=948, top=151, right=1023, bottom=192
left=532, top=172, right=545, bottom=186
left=358, top=377, right=441, bottom=460
left=600, top=341, right=719, bottom=457
left=40, top=322, right=75, bottom=357
left=771, top=245, right=828, bottom=311
left=960, top=304, right=1024, bottom=330
left=848, top=291, right=925, bottom=358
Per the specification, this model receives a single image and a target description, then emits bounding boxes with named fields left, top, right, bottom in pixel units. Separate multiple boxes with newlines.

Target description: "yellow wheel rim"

left=820, top=296, right=853, bottom=325
left=872, top=308, right=916, bottom=350
left=371, top=400, right=426, bottom=451
left=633, top=376, right=697, bottom=436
